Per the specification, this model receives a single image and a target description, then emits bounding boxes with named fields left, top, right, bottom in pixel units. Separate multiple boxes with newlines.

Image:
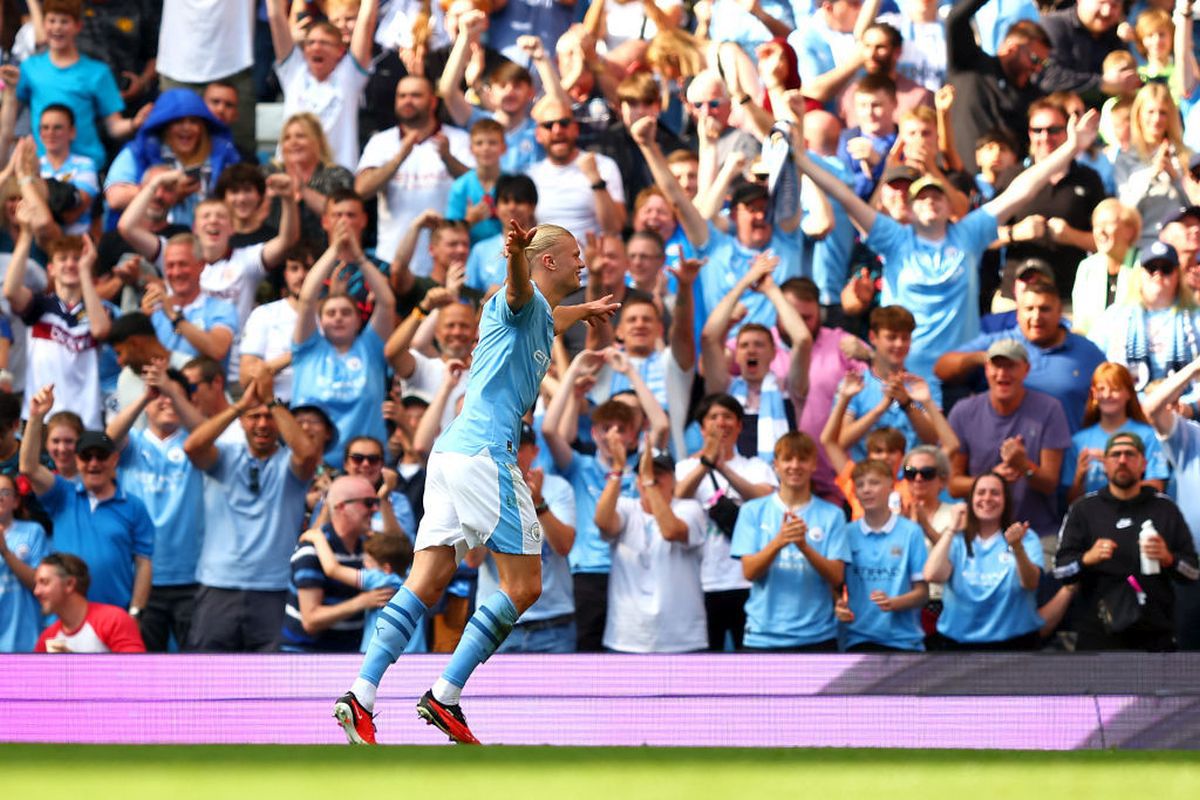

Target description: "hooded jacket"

left=123, top=88, right=241, bottom=184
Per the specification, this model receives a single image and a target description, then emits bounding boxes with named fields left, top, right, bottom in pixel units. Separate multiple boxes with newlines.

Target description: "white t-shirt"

left=401, top=351, right=466, bottom=433
left=0, top=252, right=47, bottom=394
left=526, top=151, right=625, bottom=247
left=676, top=454, right=777, bottom=593
left=603, top=0, right=681, bottom=49
left=602, top=496, right=708, bottom=653
left=275, top=49, right=370, bottom=171
left=21, top=294, right=104, bottom=429
left=357, top=125, right=474, bottom=275
left=196, top=243, right=268, bottom=328
left=376, top=0, right=449, bottom=51
left=240, top=298, right=299, bottom=402
left=158, top=0, right=254, bottom=82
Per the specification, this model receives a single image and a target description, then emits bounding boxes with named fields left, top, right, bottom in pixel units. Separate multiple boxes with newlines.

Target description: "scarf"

left=1125, top=304, right=1199, bottom=390
left=729, top=373, right=790, bottom=464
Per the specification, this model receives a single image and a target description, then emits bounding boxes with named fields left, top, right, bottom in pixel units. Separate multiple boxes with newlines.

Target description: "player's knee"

left=505, top=580, right=541, bottom=614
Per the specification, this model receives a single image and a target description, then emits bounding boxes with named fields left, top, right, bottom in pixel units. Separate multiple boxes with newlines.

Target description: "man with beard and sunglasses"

left=1055, top=431, right=1198, bottom=651
left=182, top=368, right=321, bottom=652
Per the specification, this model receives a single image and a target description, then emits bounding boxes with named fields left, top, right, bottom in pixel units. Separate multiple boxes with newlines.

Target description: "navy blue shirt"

left=281, top=523, right=364, bottom=653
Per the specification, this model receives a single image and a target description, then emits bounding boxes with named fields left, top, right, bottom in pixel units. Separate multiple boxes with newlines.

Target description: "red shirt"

left=35, top=602, right=145, bottom=653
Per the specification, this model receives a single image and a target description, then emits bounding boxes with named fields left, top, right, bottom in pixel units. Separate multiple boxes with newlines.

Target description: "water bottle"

left=1139, top=520, right=1162, bottom=575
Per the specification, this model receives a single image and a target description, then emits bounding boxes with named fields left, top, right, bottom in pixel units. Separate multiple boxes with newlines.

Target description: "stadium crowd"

left=2, top=0, right=1200, bottom=656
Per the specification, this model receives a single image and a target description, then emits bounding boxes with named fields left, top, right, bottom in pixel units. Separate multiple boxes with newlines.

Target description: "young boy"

left=3, top=226, right=111, bottom=429
left=839, top=305, right=945, bottom=461
left=446, top=118, right=506, bottom=245
left=9, top=0, right=148, bottom=169
left=37, top=104, right=98, bottom=235
left=973, top=129, right=1018, bottom=203
left=299, top=528, right=422, bottom=653
left=730, top=432, right=850, bottom=652
left=837, top=74, right=899, bottom=199
left=835, top=459, right=928, bottom=652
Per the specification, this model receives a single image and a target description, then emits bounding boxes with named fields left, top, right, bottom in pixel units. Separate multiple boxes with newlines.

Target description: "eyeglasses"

left=1025, top=48, right=1047, bottom=68
left=691, top=99, right=724, bottom=110
left=1143, top=261, right=1178, bottom=276
left=347, top=453, right=383, bottom=466
left=338, top=496, right=381, bottom=510
left=538, top=117, right=574, bottom=130
left=903, top=465, right=939, bottom=481
left=248, top=464, right=261, bottom=494
left=77, top=451, right=109, bottom=463
left=0, top=489, right=16, bottom=498
left=186, top=376, right=213, bottom=394
left=1028, top=125, right=1066, bottom=136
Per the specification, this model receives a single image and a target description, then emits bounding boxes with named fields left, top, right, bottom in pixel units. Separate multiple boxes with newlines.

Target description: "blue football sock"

left=436, top=591, right=518, bottom=700
left=358, top=586, right=428, bottom=689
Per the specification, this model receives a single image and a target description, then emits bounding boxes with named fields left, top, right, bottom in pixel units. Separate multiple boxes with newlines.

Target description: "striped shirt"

left=281, top=523, right=365, bottom=653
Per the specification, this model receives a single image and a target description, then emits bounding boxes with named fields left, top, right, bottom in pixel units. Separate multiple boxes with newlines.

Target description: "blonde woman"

left=1071, top=199, right=1142, bottom=336
left=1114, top=83, right=1200, bottom=246
left=265, top=112, right=353, bottom=239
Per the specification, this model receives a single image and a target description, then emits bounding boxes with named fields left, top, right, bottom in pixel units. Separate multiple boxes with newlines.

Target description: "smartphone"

left=184, top=166, right=203, bottom=182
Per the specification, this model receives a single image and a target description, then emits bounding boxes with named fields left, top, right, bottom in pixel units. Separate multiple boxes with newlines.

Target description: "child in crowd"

left=446, top=118, right=506, bottom=244
left=298, top=527, right=421, bottom=653
left=973, top=130, right=1018, bottom=203
left=835, top=459, right=929, bottom=652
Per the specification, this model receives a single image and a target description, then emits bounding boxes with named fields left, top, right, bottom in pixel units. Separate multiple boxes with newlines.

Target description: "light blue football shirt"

left=842, top=513, right=928, bottom=651
left=866, top=210, right=998, bottom=382
left=1062, top=421, right=1170, bottom=496
left=197, top=443, right=312, bottom=591
left=936, top=528, right=1044, bottom=644
left=291, top=327, right=389, bottom=469
left=118, top=428, right=206, bottom=586
left=695, top=225, right=803, bottom=338
left=0, top=520, right=50, bottom=652
left=435, top=285, right=555, bottom=465
left=730, top=493, right=851, bottom=648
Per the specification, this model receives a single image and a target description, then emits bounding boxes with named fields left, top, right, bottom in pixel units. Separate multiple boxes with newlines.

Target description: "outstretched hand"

left=578, top=294, right=621, bottom=327
left=505, top=219, right=536, bottom=257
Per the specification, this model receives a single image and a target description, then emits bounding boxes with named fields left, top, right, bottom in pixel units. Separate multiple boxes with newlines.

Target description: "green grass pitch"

left=3, top=745, right=1199, bottom=800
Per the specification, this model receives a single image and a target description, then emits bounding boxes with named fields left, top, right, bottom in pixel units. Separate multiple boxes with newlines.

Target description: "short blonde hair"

left=1092, top=198, right=1142, bottom=244
left=524, top=224, right=574, bottom=264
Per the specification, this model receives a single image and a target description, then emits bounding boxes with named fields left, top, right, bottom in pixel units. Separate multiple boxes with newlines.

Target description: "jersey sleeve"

left=94, top=606, right=146, bottom=653
left=446, top=175, right=469, bottom=220
left=359, top=568, right=404, bottom=591
left=131, top=499, right=155, bottom=558
left=676, top=499, right=709, bottom=548
left=291, top=544, right=327, bottom=589
left=1020, top=530, right=1045, bottom=570
left=907, top=524, right=929, bottom=583
left=825, top=517, right=852, bottom=563
left=91, top=61, right=125, bottom=117
left=543, top=475, right=576, bottom=527
left=208, top=299, right=239, bottom=334
left=864, top=213, right=905, bottom=265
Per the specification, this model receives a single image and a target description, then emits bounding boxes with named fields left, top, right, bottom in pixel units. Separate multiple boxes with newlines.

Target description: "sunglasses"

left=1143, top=261, right=1178, bottom=276
left=691, top=99, right=724, bottom=110
left=338, top=496, right=381, bottom=510
left=77, top=450, right=110, bottom=463
left=1028, top=125, right=1066, bottom=136
left=347, top=452, right=383, bottom=466
left=186, top=376, right=213, bottom=394
left=903, top=465, right=939, bottom=481
left=538, top=117, right=574, bottom=130
left=249, top=464, right=261, bottom=494
left=1026, top=48, right=1047, bottom=68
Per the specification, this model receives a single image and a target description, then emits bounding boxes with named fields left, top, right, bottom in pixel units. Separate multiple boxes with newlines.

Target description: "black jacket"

left=1055, top=487, right=1199, bottom=638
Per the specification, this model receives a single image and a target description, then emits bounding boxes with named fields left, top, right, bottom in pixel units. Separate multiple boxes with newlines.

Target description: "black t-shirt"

left=96, top=225, right=189, bottom=277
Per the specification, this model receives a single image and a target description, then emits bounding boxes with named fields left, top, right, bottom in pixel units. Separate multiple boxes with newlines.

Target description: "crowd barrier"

left=2, top=653, right=1198, bottom=748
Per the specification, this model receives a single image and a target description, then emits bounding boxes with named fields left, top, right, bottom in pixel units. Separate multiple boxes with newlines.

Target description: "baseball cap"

left=986, top=339, right=1029, bottom=363
left=77, top=430, right=116, bottom=456
left=1169, top=205, right=1200, bottom=225
left=644, top=451, right=676, bottom=474
left=1014, top=258, right=1056, bottom=284
left=1143, top=240, right=1180, bottom=268
left=908, top=175, right=947, bottom=199
left=289, top=403, right=340, bottom=448
left=1105, top=431, right=1145, bottom=455
left=881, top=165, right=921, bottom=185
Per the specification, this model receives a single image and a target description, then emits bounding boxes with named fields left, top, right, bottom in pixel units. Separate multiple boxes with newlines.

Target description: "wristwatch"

left=169, top=312, right=183, bottom=330
left=590, top=180, right=608, bottom=191
left=128, top=607, right=142, bottom=619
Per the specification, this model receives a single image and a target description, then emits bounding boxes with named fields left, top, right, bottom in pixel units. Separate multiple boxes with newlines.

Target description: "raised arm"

left=437, top=9, right=486, bottom=127
left=923, top=524, right=956, bottom=583
left=76, top=235, right=111, bottom=341
left=349, top=0, right=378, bottom=69
left=293, top=238, right=342, bottom=345
left=504, top=219, right=536, bottom=311
left=184, top=382, right=256, bottom=472
left=410, top=360, right=465, bottom=457
left=700, top=254, right=777, bottom=394
left=261, top=174, right=301, bottom=268
left=541, top=349, right=605, bottom=471
left=355, top=130, right=419, bottom=198
left=299, top=528, right=364, bottom=586
left=19, top=384, right=56, bottom=495
left=636, top=447, right=689, bottom=543
left=795, top=149, right=877, bottom=234
left=267, top=0, right=295, bottom=65
left=820, top=371, right=862, bottom=474
left=607, top=349, right=670, bottom=450
left=667, top=249, right=702, bottom=371
left=516, top=35, right=571, bottom=111
left=763, top=274, right=812, bottom=402
left=984, top=110, right=1100, bottom=223
left=593, top=428, right=629, bottom=537
left=118, top=170, right=183, bottom=260
left=1143, top=354, right=1200, bottom=435
left=907, top=376, right=960, bottom=457
left=629, top=116, right=709, bottom=249
left=257, top=368, right=320, bottom=480
left=1, top=213, right=33, bottom=314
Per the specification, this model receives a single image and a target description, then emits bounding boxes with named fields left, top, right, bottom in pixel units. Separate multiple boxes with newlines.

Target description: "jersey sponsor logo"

left=533, top=349, right=550, bottom=369
left=1116, top=517, right=1133, bottom=529
left=30, top=321, right=96, bottom=353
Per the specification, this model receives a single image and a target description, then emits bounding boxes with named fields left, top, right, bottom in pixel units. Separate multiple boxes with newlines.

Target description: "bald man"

left=525, top=98, right=625, bottom=245
left=281, top=476, right=393, bottom=653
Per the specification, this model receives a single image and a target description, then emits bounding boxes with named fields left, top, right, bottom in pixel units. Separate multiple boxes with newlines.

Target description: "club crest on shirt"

left=344, top=356, right=363, bottom=372
left=890, top=546, right=902, bottom=557
left=167, top=447, right=185, bottom=464
left=809, top=527, right=824, bottom=542
left=529, top=521, right=542, bottom=543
